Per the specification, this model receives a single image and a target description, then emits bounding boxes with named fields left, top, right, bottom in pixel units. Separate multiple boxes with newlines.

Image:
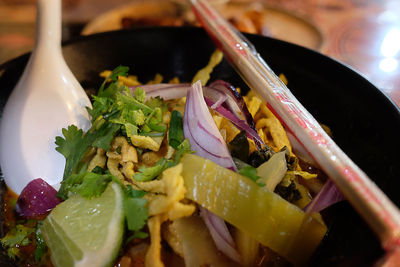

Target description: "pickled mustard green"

left=180, top=154, right=327, bottom=266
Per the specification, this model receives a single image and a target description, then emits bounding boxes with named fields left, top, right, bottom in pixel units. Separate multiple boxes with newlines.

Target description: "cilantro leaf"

left=55, top=123, right=120, bottom=180
left=125, top=185, right=146, bottom=198
left=133, top=158, right=167, bottom=182
left=131, top=110, right=146, bottom=126
left=145, top=96, right=164, bottom=109
left=98, top=65, right=129, bottom=96
left=168, top=110, right=184, bottom=149
left=124, top=123, right=139, bottom=139
left=57, top=171, right=119, bottom=200
left=173, top=139, right=194, bottom=164
left=55, top=125, right=88, bottom=180
left=238, top=165, right=265, bottom=187
left=91, top=123, right=120, bottom=150
left=124, top=198, right=148, bottom=232
left=55, top=125, right=85, bottom=161
left=115, top=93, right=153, bottom=115
left=133, top=87, right=146, bottom=103
left=0, top=224, right=35, bottom=259
left=87, top=96, right=114, bottom=122
left=123, top=186, right=148, bottom=233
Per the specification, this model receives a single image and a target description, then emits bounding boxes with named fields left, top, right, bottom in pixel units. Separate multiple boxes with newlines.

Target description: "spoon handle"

left=35, top=0, right=61, bottom=51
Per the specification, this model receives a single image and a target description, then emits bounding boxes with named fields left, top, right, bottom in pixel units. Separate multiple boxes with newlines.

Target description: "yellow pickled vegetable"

left=180, top=154, right=327, bottom=266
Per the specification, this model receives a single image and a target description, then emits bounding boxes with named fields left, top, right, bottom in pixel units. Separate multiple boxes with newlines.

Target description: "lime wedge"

left=41, top=183, right=124, bottom=267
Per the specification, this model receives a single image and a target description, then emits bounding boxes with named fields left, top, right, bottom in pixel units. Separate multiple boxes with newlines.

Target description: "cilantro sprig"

left=56, top=66, right=168, bottom=181
left=88, top=67, right=166, bottom=138
left=55, top=123, right=120, bottom=180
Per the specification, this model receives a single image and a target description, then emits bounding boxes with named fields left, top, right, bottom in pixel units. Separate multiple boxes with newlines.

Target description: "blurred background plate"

left=0, top=27, right=399, bottom=266
left=81, top=0, right=323, bottom=50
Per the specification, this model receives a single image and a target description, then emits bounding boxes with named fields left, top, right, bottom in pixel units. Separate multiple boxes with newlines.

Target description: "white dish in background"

left=81, top=0, right=323, bottom=50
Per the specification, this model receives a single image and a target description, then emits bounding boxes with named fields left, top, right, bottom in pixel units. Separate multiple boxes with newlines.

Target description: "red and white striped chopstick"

left=190, top=0, right=400, bottom=262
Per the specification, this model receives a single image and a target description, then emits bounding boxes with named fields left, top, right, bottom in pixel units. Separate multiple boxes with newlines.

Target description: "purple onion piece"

left=207, top=80, right=257, bottom=130
left=204, top=97, right=264, bottom=147
left=183, top=81, right=236, bottom=170
left=200, top=208, right=242, bottom=263
left=304, top=179, right=345, bottom=213
left=286, top=131, right=343, bottom=213
left=15, top=178, right=62, bottom=218
left=183, top=81, right=241, bottom=261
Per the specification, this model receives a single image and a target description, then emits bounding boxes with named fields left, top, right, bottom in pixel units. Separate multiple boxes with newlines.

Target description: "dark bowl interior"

left=1, top=27, right=399, bottom=266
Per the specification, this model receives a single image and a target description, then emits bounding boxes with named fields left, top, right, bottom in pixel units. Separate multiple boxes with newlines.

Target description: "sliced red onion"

left=204, top=97, right=264, bottom=146
left=15, top=178, right=62, bottom=218
left=200, top=208, right=242, bottom=263
left=183, top=81, right=236, bottom=170
left=287, top=131, right=344, bottom=212
left=210, top=94, right=228, bottom=109
left=133, top=83, right=192, bottom=100
left=304, top=179, right=345, bottom=213
left=207, top=80, right=256, bottom=129
left=183, top=81, right=241, bottom=262
left=131, top=83, right=226, bottom=104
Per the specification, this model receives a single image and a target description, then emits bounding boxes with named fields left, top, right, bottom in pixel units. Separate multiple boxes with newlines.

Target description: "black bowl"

left=1, top=27, right=399, bottom=266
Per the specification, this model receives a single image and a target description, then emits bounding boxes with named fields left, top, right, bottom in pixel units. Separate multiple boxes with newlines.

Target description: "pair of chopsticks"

left=190, top=0, right=400, bottom=264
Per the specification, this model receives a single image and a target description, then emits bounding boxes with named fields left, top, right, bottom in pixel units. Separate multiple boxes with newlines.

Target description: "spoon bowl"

left=0, top=0, right=91, bottom=194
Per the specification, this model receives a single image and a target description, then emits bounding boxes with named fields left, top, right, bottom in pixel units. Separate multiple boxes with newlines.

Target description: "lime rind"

left=48, top=216, right=83, bottom=261
left=42, top=183, right=124, bottom=267
left=42, top=219, right=76, bottom=267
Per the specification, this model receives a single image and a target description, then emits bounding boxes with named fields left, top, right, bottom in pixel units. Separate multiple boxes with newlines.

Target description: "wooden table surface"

left=1, top=0, right=399, bottom=108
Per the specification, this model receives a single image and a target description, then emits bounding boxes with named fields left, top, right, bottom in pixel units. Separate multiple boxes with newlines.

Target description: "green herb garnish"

left=57, top=171, right=120, bottom=200
left=168, top=110, right=184, bottom=149
left=34, top=221, right=47, bottom=263
left=0, top=224, right=35, bottom=260
left=238, top=165, right=265, bottom=187
left=124, top=186, right=148, bottom=233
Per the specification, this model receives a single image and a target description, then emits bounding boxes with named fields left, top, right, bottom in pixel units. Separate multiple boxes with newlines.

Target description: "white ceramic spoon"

left=0, top=0, right=91, bottom=194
